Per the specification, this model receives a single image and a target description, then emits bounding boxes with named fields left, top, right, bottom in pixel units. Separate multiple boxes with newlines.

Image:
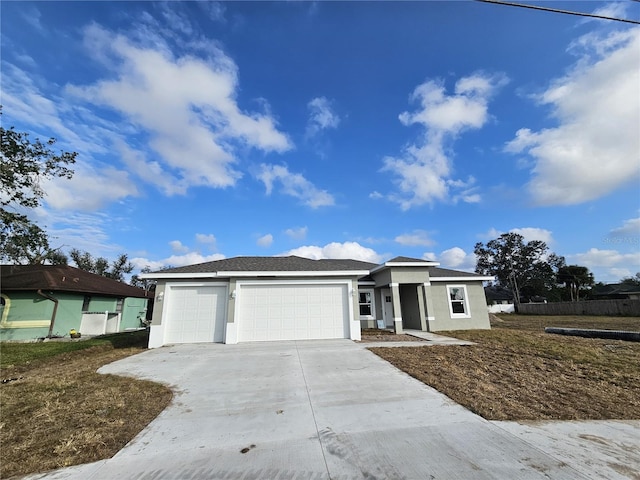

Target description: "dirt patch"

left=0, top=344, right=172, bottom=479
left=370, top=315, right=640, bottom=421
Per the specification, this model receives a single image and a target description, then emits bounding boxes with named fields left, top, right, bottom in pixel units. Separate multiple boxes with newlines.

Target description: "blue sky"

left=2, top=1, right=639, bottom=282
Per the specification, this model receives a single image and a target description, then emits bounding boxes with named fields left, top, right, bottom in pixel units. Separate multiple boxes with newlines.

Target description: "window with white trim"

left=447, top=285, right=470, bottom=318
left=359, top=290, right=374, bottom=318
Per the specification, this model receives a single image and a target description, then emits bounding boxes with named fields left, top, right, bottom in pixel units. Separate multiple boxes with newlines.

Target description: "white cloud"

left=425, top=247, right=476, bottom=271
left=283, top=241, right=383, bottom=264
left=610, top=217, right=640, bottom=236
left=20, top=5, right=44, bottom=33
left=510, top=227, right=554, bottom=245
left=257, top=233, right=273, bottom=247
left=131, top=252, right=226, bottom=271
left=256, top=164, right=335, bottom=208
left=134, top=235, right=224, bottom=269
left=394, top=230, right=434, bottom=247
left=479, top=227, right=554, bottom=245
left=44, top=210, right=117, bottom=258
left=196, top=1, right=226, bottom=22
left=42, top=163, right=138, bottom=211
left=306, top=96, right=340, bottom=137
left=506, top=29, right=640, bottom=205
left=383, top=72, right=507, bottom=209
left=67, top=24, right=292, bottom=193
left=1, top=63, right=112, bottom=157
left=169, top=240, right=189, bottom=253
left=195, top=233, right=217, bottom=246
left=285, top=226, right=308, bottom=240
left=569, top=248, right=640, bottom=282
left=590, top=3, right=629, bottom=22
left=116, top=139, right=188, bottom=196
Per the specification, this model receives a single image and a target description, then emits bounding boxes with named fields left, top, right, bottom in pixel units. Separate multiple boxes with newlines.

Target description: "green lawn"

left=1, top=329, right=149, bottom=368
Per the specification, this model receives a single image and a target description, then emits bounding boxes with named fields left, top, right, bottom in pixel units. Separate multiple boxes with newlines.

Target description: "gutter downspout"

left=37, top=290, right=59, bottom=338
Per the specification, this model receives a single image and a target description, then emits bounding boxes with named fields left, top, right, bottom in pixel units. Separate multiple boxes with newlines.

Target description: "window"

left=82, top=296, right=91, bottom=311
left=116, top=298, right=124, bottom=313
left=359, top=290, right=373, bottom=317
left=447, top=285, right=470, bottom=318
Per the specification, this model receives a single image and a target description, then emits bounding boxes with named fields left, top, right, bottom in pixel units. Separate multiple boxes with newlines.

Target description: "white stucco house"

left=142, top=255, right=493, bottom=348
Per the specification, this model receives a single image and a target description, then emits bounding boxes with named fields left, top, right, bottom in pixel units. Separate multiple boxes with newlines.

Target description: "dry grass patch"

left=370, top=315, right=640, bottom=421
left=360, top=328, right=424, bottom=342
left=489, top=314, right=640, bottom=332
left=1, top=333, right=172, bottom=479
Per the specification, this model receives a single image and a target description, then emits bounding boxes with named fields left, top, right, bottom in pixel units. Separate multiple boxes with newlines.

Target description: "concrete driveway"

left=27, top=340, right=639, bottom=480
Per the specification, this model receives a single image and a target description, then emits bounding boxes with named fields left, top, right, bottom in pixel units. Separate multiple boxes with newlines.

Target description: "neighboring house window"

left=82, top=296, right=91, bottom=311
left=447, top=285, right=470, bottom=318
left=359, top=290, right=374, bottom=317
left=116, top=298, right=124, bottom=313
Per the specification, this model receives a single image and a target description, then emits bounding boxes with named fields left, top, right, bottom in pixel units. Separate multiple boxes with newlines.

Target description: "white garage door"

left=237, top=283, right=350, bottom=342
left=164, top=285, right=227, bottom=344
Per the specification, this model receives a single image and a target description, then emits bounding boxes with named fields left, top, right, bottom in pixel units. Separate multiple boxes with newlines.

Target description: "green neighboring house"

left=1, top=264, right=151, bottom=341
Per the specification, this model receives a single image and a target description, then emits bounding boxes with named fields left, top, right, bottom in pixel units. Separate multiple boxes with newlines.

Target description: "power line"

left=476, top=0, right=640, bottom=25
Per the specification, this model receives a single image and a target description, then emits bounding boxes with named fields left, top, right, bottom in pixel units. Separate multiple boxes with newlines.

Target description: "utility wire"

left=476, top=0, right=640, bottom=25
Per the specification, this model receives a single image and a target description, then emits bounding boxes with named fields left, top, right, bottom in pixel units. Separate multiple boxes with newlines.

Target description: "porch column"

left=390, top=283, right=403, bottom=334
left=416, top=284, right=427, bottom=331
left=422, top=281, right=436, bottom=332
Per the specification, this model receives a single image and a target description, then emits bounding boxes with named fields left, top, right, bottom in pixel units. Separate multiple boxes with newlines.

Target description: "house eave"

left=141, top=270, right=369, bottom=280
left=140, top=272, right=219, bottom=280
left=219, top=270, right=370, bottom=277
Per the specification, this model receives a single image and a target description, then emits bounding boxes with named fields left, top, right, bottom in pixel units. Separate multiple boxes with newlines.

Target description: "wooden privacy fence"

left=518, top=299, right=640, bottom=316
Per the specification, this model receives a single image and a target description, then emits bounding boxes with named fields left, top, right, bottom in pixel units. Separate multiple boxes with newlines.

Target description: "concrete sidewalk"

left=25, top=340, right=639, bottom=480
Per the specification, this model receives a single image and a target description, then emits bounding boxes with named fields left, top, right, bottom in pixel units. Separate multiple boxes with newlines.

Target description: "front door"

left=381, top=288, right=394, bottom=328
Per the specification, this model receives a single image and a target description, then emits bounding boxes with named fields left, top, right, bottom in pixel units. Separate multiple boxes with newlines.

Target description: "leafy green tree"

left=557, top=265, right=595, bottom=301
left=130, top=266, right=156, bottom=292
left=1, top=115, right=76, bottom=264
left=1, top=212, right=68, bottom=264
left=69, top=249, right=133, bottom=282
left=474, top=232, right=565, bottom=304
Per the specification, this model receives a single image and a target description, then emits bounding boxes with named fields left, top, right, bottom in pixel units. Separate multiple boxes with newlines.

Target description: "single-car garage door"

left=237, top=283, right=350, bottom=342
left=164, top=285, right=227, bottom=344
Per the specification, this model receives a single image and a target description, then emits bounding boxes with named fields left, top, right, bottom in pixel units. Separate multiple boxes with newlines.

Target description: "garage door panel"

left=165, top=285, right=226, bottom=344
left=238, top=283, right=349, bottom=342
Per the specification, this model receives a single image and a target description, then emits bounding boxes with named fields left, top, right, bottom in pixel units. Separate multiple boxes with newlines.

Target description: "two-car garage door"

left=161, top=282, right=351, bottom=345
left=237, top=283, right=350, bottom=342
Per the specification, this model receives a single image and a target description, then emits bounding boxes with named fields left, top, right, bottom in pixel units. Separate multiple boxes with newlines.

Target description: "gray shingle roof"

left=387, top=256, right=432, bottom=263
left=157, top=256, right=377, bottom=274
left=429, top=267, right=487, bottom=278
left=150, top=255, right=488, bottom=280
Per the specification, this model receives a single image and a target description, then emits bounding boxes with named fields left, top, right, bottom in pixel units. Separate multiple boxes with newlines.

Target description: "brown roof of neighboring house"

left=158, top=256, right=378, bottom=274
left=1, top=265, right=149, bottom=298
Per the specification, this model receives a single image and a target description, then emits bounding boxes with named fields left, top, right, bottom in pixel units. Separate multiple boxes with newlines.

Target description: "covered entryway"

left=163, top=285, right=227, bottom=344
left=237, top=283, right=350, bottom=342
